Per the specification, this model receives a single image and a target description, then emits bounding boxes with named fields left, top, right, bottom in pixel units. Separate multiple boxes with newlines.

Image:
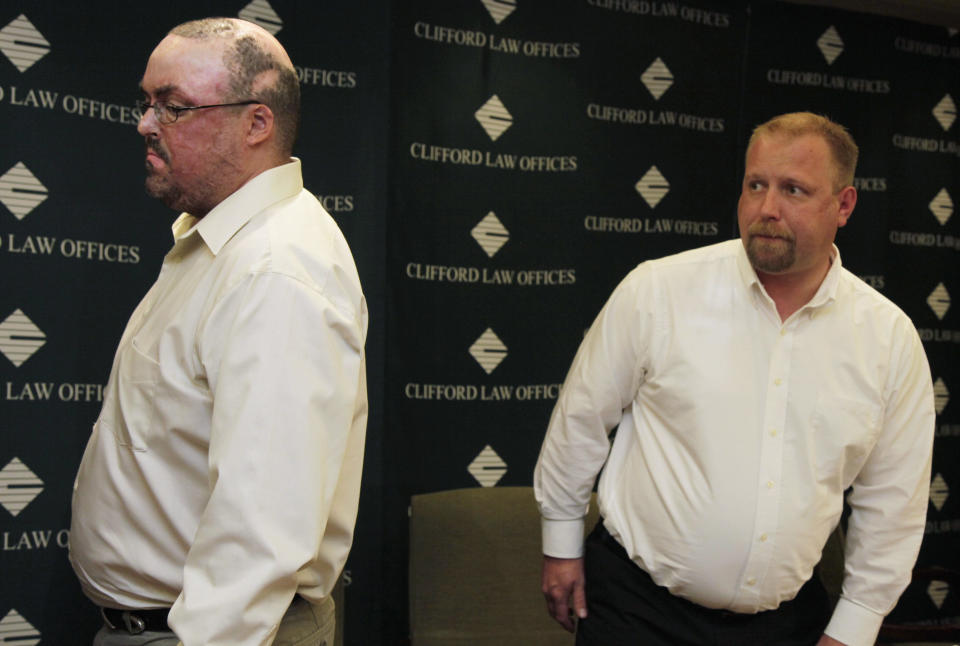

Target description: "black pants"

left=576, top=522, right=831, bottom=646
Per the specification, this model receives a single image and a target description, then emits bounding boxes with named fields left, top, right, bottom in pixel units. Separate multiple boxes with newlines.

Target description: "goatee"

left=746, top=224, right=795, bottom=274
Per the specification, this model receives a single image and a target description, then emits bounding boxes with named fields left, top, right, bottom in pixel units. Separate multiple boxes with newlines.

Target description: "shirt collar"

left=808, top=245, right=843, bottom=308
left=736, top=240, right=844, bottom=310
left=168, top=158, right=303, bottom=255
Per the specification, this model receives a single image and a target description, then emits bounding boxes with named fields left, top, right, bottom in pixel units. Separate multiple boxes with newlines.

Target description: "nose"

left=137, top=104, right=158, bottom=137
left=758, top=188, right=780, bottom=220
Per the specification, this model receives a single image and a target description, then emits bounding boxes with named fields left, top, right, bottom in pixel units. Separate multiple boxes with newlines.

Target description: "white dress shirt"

left=534, top=239, right=934, bottom=646
left=69, top=159, right=368, bottom=646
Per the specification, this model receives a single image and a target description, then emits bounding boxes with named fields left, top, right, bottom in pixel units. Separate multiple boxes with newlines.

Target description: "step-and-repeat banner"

left=1, top=0, right=956, bottom=644
left=386, top=0, right=958, bottom=641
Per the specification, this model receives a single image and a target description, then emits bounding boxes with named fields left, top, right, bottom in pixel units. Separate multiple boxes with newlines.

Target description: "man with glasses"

left=69, top=17, right=367, bottom=646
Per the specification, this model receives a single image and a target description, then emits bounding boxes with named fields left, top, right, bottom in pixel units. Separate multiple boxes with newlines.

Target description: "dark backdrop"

left=1, top=1, right=956, bottom=643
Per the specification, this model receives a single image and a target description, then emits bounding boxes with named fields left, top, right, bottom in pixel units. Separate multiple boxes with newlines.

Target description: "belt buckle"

left=100, top=607, right=146, bottom=635
left=122, top=612, right=147, bottom=635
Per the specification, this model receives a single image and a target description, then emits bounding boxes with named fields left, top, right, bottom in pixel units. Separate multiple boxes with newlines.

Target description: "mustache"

left=145, top=138, right=170, bottom=164
left=748, top=223, right=794, bottom=242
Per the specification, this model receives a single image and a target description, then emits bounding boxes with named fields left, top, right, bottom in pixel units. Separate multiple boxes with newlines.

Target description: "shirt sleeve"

left=824, top=319, right=935, bottom=646
left=533, top=265, right=654, bottom=558
left=167, top=270, right=367, bottom=646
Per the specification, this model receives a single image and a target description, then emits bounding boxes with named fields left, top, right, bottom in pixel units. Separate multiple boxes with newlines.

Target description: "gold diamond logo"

left=817, top=25, right=844, bottom=65
left=469, top=328, right=507, bottom=374
left=641, top=57, right=673, bottom=100
left=635, top=166, right=669, bottom=209
left=471, top=212, right=509, bottom=258
left=0, top=14, right=50, bottom=73
left=238, top=0, right=283, bottom=35
left=933, top=94, right=957, bottom=131
left=0, top=458, right=44, bottom=517
left=475, top=95, right=513, bottom=142
left=930, top=473, right=949, bottom=511
left=934, top=378, right=949, bottom=415
left=468, top=445, right=507, bottom=487
left=0, top=609, right=41, bottom=645
left=0, top=162, right=48, bottom=220
left=481, top=0, right=517, bottom=25
left=929, top=188, right=953, bottom=226
left=927, top=283, right=951, bottom=321
left=0, top=309, right=47, bottom=367
left=927, top=580, right=950, bottom=609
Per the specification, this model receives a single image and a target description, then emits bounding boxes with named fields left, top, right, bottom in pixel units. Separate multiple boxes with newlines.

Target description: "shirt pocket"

left=811, top=394, right=882, bottom=489
left=113, top=338, right=160, bottom=452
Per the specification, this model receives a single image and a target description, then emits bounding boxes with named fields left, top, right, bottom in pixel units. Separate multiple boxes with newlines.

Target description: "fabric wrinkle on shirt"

left=534, top=239, right=934, bottom=646
left=69, top=159, right=368, bottom=646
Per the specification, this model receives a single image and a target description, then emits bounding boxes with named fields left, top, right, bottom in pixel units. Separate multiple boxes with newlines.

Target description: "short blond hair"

left=748, top=112, right=858, bottom=191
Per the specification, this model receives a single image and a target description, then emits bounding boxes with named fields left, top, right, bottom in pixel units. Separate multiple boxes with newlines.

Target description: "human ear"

left=246, top=103, right=274, bottom=146
left=836, top=186, right=857, bottom=227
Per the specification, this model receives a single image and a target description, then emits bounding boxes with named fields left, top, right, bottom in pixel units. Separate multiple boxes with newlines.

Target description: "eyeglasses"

left=136, top=99, right=260, bottom=125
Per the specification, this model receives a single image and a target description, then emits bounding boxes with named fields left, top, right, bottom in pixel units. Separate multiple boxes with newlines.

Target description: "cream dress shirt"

left=69, top=159, right=368, bottom=646
left=534, top=239, right=934, bottom=646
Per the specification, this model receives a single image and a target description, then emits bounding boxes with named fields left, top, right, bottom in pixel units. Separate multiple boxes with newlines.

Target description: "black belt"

left=100, top=607, right=171, bottom=634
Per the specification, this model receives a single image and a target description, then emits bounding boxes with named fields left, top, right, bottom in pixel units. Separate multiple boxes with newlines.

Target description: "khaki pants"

left=93, top=595, right=335, bottom=646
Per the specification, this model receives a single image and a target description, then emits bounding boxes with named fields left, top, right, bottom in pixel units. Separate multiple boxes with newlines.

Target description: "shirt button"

left=766, top=480, right=775, bottom=489
left=759, top=533, right=768, bottom=542
left=780, top=328, right=787, bottom=336
left=746, top=577, right=756, bottom=586
left=774, top=378, right=782, bottom=386
left=770, top=429, right=778, bottom=437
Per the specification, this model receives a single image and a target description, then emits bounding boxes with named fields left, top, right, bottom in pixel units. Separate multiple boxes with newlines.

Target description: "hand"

left=816, top=636, right=846, bottom=646
left=541, top=555, right=587, bottom=632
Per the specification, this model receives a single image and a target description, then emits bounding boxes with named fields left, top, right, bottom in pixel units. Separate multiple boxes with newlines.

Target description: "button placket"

left=740, top=321, right=794, bottom=604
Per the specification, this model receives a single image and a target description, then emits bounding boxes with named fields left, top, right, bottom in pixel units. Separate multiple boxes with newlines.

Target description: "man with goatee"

left=535, top=112, right=934, bottom=646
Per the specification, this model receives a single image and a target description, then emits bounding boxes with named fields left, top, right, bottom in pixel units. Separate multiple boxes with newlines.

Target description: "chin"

left=145, top=182, right=182, bottom=212
left=748, top=250, right=794, bottom=274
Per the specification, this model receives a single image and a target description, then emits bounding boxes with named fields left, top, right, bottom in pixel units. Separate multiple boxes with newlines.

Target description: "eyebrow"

left=138, top=83, right=179, bottom=100
left=778, top=175, right=812, bottom=187
left=744, top=171, right=810, bottom=184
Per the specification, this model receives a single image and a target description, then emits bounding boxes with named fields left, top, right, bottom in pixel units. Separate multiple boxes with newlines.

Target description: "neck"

left=192, top=156, right=290, bottom=218
left=757, top=259, right=831, bottom=322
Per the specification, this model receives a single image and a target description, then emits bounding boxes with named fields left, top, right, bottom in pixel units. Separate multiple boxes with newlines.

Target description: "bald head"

left=169, top=18, right=300, bottom=155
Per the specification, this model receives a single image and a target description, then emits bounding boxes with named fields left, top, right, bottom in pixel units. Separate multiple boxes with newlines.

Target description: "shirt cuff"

left=541, top=516, right=586, bottom=558
left=824, top=597, right=884, bottom=646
